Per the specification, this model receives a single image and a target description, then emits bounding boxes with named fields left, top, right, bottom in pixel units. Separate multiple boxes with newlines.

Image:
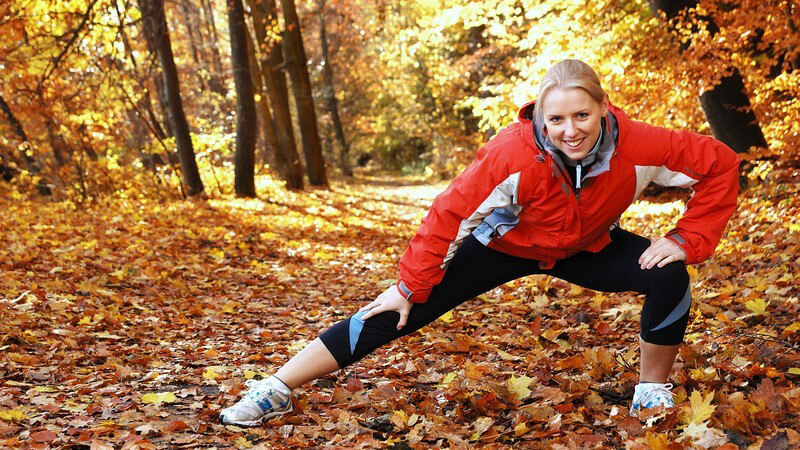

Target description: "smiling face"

left=541, top=87, right=609, bottom=161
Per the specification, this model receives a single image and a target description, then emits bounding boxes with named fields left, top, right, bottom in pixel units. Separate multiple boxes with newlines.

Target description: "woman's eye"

left=577, top=113, right=589, bottom=119
left=549, top=117, right=561, bottom=123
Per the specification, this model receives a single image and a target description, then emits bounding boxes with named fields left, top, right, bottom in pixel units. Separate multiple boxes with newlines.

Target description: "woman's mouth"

left=563, top=137, right=585, bottom=149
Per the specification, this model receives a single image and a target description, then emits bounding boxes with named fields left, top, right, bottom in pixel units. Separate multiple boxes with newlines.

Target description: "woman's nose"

left=564, top=120, right=577, bottom=137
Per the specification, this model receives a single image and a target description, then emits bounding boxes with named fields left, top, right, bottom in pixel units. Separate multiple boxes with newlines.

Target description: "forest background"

left=1, top=0, right=799, bottom=448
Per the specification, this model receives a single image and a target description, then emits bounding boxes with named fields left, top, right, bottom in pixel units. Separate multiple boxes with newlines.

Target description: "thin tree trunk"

left=178, top=1, right=209, bottom=91
left=249, top=0, right=304, bottom=189
left=0, top=93, right=38, bottom=168
left=200, top=0, right=228, bottom=96
left=318, top=0, right=351, bottom=176
left=648, top=0, right=767, bottom=153
left=244, top=16, right=286, bottom=173
left=140, top=0, right=205, bottom=196
left=227, top=0, right=257, bottom=197
left=281, top=0, right=328, bottom=187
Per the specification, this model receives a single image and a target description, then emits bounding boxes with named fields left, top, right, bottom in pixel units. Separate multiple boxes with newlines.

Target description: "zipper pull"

left=576, top=164, right=582, bottom=189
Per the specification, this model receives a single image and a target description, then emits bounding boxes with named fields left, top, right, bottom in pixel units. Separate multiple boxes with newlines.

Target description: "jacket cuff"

left=396, top=280, right=432, bottom=304
left=666, top=231, right=697, bottom=264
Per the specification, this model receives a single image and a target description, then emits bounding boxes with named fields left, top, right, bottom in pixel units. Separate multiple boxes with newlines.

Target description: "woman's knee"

left=642, top=260, right=689, bottom=292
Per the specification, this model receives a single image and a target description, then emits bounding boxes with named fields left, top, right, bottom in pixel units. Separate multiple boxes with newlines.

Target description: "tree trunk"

left=318, top=0, right=351, bottom=176
left=248, top=0, right=304, bottom=189
left=281, top=0, right=328, bottom=187
left=178, top=1, right=209, bottom=91
left=140, top=0, right=205, bottom=196
left=227, top=0, right=257, bottom=197
left=0, top=93, right=38, bottom=168
left=244, top=16, right=287, bottom=175
left=200, top=0, right=228, bottom=96
left=648, top=0, right=767, bottom=153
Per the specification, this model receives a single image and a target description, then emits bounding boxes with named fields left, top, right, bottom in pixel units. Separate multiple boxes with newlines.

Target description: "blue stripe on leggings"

left=650, top=285, right=692, bottom=332
left=349, top=310, right=368, bottom=354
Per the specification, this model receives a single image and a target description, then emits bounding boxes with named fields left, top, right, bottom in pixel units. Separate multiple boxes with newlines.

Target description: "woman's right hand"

left=358, top=285, right=414, bottom=331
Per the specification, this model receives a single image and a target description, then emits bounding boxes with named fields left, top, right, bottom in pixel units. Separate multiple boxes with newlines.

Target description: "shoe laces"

left=241, top=378, right=276, bottom=404
left=638, top=383, right=674, bottom=407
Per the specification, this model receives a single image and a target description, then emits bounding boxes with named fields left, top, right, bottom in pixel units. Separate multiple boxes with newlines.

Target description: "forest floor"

left=1, top=172, right=799, bottom=449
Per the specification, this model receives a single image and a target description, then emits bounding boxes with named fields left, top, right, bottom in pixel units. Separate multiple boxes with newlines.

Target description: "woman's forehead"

left=542, top=88, right=597, bottom=114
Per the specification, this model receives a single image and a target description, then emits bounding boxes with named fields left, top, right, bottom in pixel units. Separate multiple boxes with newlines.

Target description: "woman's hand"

left=639, top=237, right=687, bottom=269
left=358, top=285, right=414, bottom=331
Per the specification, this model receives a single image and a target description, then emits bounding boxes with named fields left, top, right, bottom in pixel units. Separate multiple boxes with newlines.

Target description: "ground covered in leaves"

left=1, top=173, right=799, bottom=449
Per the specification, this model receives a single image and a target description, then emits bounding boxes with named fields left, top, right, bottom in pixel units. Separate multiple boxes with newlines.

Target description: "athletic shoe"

left=629, top=382, right=674, bottom=417
left=219, top=375, right=293, bottom=426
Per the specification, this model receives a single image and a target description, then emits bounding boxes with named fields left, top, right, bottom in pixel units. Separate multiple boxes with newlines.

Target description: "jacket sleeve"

left=632, top=121, right=740, bottom=264
left=395, top=126, right=520, bottom=303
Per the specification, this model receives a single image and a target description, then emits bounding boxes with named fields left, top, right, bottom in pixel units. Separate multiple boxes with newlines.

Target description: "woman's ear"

left=601, top=94, right=609, bottom=117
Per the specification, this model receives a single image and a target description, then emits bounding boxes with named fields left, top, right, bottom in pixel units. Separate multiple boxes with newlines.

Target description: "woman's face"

left=541, top=87, right=608, bottom=161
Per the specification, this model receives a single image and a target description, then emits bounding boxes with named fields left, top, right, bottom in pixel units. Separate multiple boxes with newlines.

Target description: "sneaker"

left=219, top=375, right=293, bottom=426
left=629, top=382, right=674, bottom=417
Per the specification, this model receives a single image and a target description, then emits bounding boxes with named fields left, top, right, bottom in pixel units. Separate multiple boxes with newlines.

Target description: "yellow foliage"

left=682, top=390, right=716, bottom=425
left=141, top=392, right=177, bottom=405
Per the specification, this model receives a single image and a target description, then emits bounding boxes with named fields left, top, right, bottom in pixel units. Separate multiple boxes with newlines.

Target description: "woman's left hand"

left=639, top=237, right=687, bottom=269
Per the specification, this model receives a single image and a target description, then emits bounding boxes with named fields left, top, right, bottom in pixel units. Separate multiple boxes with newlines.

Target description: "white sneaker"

left=629, top=382, right=674, bottom=417
left=219, top=375, right=293, bottom=426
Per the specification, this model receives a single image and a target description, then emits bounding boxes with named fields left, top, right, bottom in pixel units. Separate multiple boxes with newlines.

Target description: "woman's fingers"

left=640, top=237, right=687, bottom=269
left=656, top=254, right=678, bottom=268
left=360, top=303, right=383, bottom=321
left=358, top=297, right=382, bottom=312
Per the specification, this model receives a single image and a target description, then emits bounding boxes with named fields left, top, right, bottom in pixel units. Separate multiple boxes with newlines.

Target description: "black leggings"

left=319, top=228, right=691, bottom=369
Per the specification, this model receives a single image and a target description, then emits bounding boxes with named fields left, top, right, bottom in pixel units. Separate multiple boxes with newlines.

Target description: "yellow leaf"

left=222, top=302, right=238, bottom=314
left=33, top=386, right=59, bottom=393
left=682, top=390, right=715, bottom=424
left=209, top=249, right=225, bottom=260
left=785, top=322, right=800, bottom=333
left=514, top=421, right=531, bottom=436
left=141, top=392, right=177, bottom=405
left=745, top=298, right=768, bottom=315
left=244, top=370, right=257, bottom=379
left=496, top=349, right=516, bottom=360
left=78, top=316, right=91, bottom=325
left=438, top=311, right=455, bottom=323
left=508, top=375, right=533, bottom=400
left=438, top=371, right=457, bottom=388
left=0, top=409, right=26, bottom=422
left=234, top=435, right=253, bottom=448
left=203, top=368, right=219, bottom=380
left=788, top=368, right=800, bottom=375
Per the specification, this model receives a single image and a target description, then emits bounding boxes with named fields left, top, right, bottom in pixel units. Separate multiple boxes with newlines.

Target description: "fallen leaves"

left=140, top=392, right=177, bottom=405
left=682, top=390, right=716, bottom=425
left=1, top=174, right=799, bottom=447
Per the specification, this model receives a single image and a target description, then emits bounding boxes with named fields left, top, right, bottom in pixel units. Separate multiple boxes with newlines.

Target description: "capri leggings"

left=319, top=227, right=692, bottom=369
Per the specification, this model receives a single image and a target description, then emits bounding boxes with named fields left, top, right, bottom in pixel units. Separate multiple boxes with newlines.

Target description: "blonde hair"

left=534, top=59, right=607, bottom=121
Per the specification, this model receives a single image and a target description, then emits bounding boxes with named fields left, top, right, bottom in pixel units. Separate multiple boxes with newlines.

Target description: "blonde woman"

left=220, top=59, right=739, bottom=426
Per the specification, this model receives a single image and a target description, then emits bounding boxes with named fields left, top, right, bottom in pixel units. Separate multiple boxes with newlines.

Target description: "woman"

left=219, top=59, right=740, bottom=426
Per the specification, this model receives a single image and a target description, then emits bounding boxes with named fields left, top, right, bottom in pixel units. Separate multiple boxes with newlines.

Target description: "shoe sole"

left=219, top=405, right=293, bottom=427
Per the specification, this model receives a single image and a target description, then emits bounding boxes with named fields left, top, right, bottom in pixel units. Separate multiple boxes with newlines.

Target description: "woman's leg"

left=281, top=234, right=541, bottom=383
left=639, top=338, right=680, bottom=383
left=546, top=228, right=691, bottom=382
left=274, top=338, right=340, bottom=389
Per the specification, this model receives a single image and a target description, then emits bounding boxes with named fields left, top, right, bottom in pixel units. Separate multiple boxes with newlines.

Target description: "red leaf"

left=346, top=377, right=364, bottom=392
left=31, top=430, right=57, bottom=442
left=163, top=420, right=189, bottom=432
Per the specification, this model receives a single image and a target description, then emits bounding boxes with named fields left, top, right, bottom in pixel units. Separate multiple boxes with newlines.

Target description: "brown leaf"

left=761, top=431, right=789, bottom=450
left=30, top=430, right=57, bottom=442
left=162, top=420, right=190, bottom=432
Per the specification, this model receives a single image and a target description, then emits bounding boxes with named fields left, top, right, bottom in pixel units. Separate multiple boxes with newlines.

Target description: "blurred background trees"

left=0, top=0, right=797, bottom=200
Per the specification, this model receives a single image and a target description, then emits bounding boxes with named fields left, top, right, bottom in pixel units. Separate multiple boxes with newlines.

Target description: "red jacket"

left=395, top=102, right=740, bottom=304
